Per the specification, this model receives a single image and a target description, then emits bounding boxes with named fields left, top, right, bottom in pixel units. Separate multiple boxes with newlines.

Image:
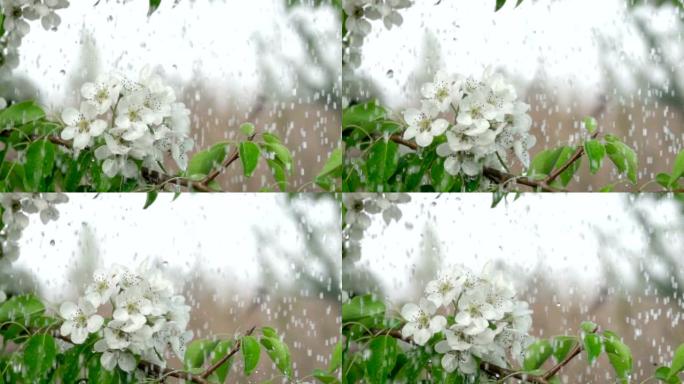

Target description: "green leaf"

left=315, top=148, right=342, bottom=191
left=584, top=116, right=598, bottom=134
left=604, top=135, right=638, bottom=184
left=60, top=343, right=88, bottom=383
left=0, top=101, right=45, bottom=129
left=603, top=331, right=633, bottom=383
left=528, top=147, right=565, bottom=178
left=242, top=335, right=260, bottom=376
left=209, top=340, right=234, bottom=383
left=239, top=141, right=260, bottom=177
left=64, top=151, right=93, bottom=191
left=366, top=140, right=399, bottom=189
left=655, top=366, right=682, bottom=384
left=342, top=294, right=385, bottom=322
left=24, top=334, right=57, bottom=379
left=584, top=139, right=606, bottom=174
left=366, top=336, right=398, bottom=382
left=317, top=148, right=342, bottom=179
left=495, top=0, right=507, bottom=11
left=668, top=344, right=684, bottom=378
left=581, top=321, right=598, bottom=333
left=260, top=336, right=293, bottom=378
left=313, top=368, right=339, bottom=384
left=583, top=334, right=602, bottom=365
left=266, top=159, right=288, bottom=191
left=552, top=336, right=577, bottom=363
left=148, top=0, right=161, bottom=16
left=184, top=339, right=217, bottom=370
left=187, top=143, right=229, bottom=177
left=549, top=146, right=581, bottom=187
left=0, top=294, right=44, bottom=323
left=430, top=157, right=458, bottom=192
left=523, top=339, right=553, bottom=371
left=261, top=327, right=278, bottom=339
left=262, top=132, right=282, bottom=145
left=342, top=101, right=387, bottom=129
left=261, top=142, right=292, bottom=170
left=657, top=173, right=672, bottom=189
left=24, top=139, right=56, bottom=190
left=330, top=341, right=342, bottom=372
left=670, top=150, right=684, bottom=186
left=143, top=191, right=158, bottom=209
left=240, top=122, right=256, bottom=136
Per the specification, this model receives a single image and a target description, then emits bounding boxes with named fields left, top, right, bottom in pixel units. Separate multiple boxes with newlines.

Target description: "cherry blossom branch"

left=364, top=326, right=598, bottom=383
left=387, top=134, right=562, bottom=192
left=0, top=130, right=234, bottom=192
left=41, top=325, right=257, bottom=384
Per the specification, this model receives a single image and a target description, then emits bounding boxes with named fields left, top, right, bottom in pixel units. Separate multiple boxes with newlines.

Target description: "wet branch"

left=45, top=326, right=256, bottom=384
left=362, top=326, right=598, bottom=383
left=2, top=131, right=246, bottom=192
left=544, top=131, right=599, bottom=185
left=387, top=135, right=561, bottom=192
left=200, top=326, right=256, bottom=379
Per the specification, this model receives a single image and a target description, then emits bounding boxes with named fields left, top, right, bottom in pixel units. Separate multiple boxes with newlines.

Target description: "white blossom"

left=402, top=102, right=449, bottom=147
left=60, top=102, right=107, bottom=150
left=0, top=0, right=68, bottom=76
left=58, top=68, right=195, bottom=179
left=63, top=260, right=192, bottom=372
left=400, top=298, right=446, bottom=346
left=402, top=68, right=536, bottom=182
left=407, top=264, right=534, bottom=376
left=59, top=299, right=104, bottom=344
left=0, top=194, right=67, bottom=268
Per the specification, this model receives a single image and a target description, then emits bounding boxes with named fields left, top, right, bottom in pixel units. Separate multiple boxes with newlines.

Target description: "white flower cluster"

left=342, top=193, right=410, bottom=261
left=60, top=67, right=194, bottom=179
left=60, top=261, right=192, bottom=373
left=401, top=265, right=533, bottom=375
left=342, top=0, right=411, bottom=68
left=0, top=0, right=68, bottom=77
left=403, top=68, right=536, bottom=178
left=0, top=193, right=67, bottom=267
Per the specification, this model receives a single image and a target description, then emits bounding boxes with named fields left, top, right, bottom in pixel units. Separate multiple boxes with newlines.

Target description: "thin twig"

left=544, top=131, right=600, bottom=185
left=387, top=134, right=561, bottom=192
left=200, top=326, right=256, bottom=379
left=195, top=133, right=257, bottom=191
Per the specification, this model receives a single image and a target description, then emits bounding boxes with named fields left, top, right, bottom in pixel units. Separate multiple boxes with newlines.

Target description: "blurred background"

left=1, top=193, right=341, bottom=382
left=0, top=0, right=341, bottom=191
left=346, top=0, right=684, bottom=191
left=344, top=193, right=684, bottom=382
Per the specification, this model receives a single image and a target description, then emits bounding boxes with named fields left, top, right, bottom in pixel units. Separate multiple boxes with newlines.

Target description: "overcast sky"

left=358, top=0, right=677, bottom=108
left=13, top=193, right=339, bottom=304
left=15, top=0, right=338, bottom=106
left=356, top=193, right=682, bottom=302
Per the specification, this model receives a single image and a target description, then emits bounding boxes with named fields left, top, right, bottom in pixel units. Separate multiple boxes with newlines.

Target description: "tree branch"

left=2, top=130, right=243, bottom=192
left=387, top=134, right=562, bottom=192
left=363, top=326, right=597, bottom=383
left=44, top=325, right=257, bottom=384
